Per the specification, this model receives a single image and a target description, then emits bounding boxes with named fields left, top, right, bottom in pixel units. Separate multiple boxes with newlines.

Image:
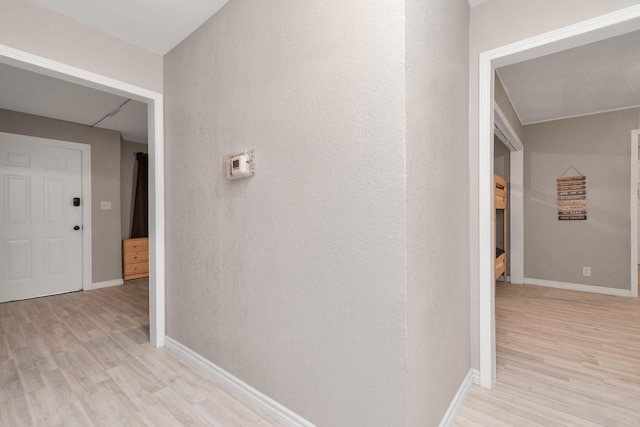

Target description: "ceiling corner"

left=467, top=0, right=494, bottom=8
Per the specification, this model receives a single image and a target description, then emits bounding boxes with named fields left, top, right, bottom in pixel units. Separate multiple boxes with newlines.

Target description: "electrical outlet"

left=582, top=266, right=591, bottom=277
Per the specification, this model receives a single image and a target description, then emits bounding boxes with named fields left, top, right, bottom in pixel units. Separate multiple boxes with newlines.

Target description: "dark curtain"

left=131, top=152, right=148, bottom=238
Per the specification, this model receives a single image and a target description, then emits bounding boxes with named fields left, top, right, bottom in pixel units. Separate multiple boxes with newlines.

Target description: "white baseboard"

left=524, top=277, right=631, bottom=297
left=471, top=369, right=480, bottom=384
left=164, top=337, right=314, bottom=427
left=87, top=278, right=123, bottom=290
left=439, top=368, right=478, bottom=427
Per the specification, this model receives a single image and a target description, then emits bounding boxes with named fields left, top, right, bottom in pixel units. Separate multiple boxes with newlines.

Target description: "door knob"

left=74, top=226, right=80, bottom=231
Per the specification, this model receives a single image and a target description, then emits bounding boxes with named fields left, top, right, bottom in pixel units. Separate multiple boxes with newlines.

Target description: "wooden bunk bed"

left=494, top=174, right=507, bottom=281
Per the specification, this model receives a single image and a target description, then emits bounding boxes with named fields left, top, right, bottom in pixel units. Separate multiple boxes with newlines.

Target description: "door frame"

left=477, top=4, right=640, bottom=388
left=630, top=129, right=640, bottom=298
left=0, top=43, right=166, bottom=347
left=0, top=132, right=92, bottom=292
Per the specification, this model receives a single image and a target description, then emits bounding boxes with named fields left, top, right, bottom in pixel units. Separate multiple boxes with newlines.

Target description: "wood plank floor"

left=455, top=283, right=640, bottom=426
left=0, top=280, right=280, bottom=426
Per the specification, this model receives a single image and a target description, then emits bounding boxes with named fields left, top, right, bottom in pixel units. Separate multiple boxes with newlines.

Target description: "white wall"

left=468, top=0, right=640, bottom=370
left=164, top=1, right=408, bottom=425
left=406, top=0, right=471, bottom=425
left=0, top=0, right=162, bottom=92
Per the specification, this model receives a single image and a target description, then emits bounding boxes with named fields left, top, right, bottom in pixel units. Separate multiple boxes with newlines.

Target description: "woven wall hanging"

left=557, top=166, right=586, bottom=221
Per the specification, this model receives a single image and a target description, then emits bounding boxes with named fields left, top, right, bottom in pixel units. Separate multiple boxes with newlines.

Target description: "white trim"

left=81, top=145, right=92, bottom=291
left=0, top=44, right=160, bottom=103
left=477, top=4, right=640, bottom=390
left=438, top=369, right=479, bottom=427
left=0, top=43, right=166, bottom=348
left=631, top=130, right=639, bottom=298
left=0, top=132, right=92, bottom=292
left=523, top=278, right=632, bottom=297
left=521, top=103, right=640, bottom=126
left=487, top=6, right=640, bottom=70
left=471, top=369, right=480, bottom=384
left=478, top=53, right=496, bottom=389
left=148, top=99, right=165, bottom=348
left=164, top=337, right=314, bottom=427
left=494, top=104, right=524, bottom=151
left=509, top=150, right=524, bottom=285
left=88, top=279, right=123, bottom=290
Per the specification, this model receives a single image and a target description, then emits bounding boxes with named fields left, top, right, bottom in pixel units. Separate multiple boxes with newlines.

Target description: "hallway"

left=0, top=281, right=279, bottom=426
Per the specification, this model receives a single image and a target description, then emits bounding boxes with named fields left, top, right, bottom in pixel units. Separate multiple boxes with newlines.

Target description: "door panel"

left=7, top=239, right=31, bottom=280
left=45, top=178, right=65, bottom=223
left=6, top=152, right=30, bottom=167
left=45, top=237, right=67, bottom=276
left=0, top=136, right=83, bottom=302
left=5, top=175, right=30, bottom=223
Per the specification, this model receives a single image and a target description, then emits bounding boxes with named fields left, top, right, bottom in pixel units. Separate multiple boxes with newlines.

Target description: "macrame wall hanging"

left=557, top=165, right=586, bottom=221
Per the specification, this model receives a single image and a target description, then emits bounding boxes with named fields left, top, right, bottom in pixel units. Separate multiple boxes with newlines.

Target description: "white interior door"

left=0, top=136, right=84, bottom=302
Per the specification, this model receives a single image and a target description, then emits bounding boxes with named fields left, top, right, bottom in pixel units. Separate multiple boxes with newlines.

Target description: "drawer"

left=123, top=238, right=148, bottom=253
left=124, top=251, right=149, bottom=264
left=124, top=262, right=149, bottom=276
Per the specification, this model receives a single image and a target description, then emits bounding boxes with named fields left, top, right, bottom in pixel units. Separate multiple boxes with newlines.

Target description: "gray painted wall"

left=0, top=108, right=122, bottom=284
left=120, top=139, right=147, bottom=239
left=469, top=0, right=640, bottom=370
left=0, top=0, right=162, bottom=92
left=523, top=108, right=640, bottom=289
left=495, top=73, right=524, bottom=143
left=164, top=1, right=408, bottom=425
left=406, top=0, right=471, bottom=426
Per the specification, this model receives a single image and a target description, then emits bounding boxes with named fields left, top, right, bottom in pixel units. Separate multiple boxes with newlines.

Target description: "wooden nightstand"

left=122, top=238, right=149, bottom=280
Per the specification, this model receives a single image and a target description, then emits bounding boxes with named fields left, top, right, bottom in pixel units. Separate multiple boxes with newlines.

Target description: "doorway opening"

left=0, top=45, right=165, bottom=347
left=477, top=5, right=640, bottom=388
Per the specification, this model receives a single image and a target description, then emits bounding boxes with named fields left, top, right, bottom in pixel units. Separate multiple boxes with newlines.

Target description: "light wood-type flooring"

left=0, top=279, right=280, bottom=426
left=455, top=283, right=640, bottom=426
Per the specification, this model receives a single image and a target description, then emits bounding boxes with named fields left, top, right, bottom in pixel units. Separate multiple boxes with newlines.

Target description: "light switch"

left=100, top=201, right=112, bottom=210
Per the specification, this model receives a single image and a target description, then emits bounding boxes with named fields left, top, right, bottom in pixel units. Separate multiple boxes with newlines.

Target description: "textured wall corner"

left=405, top=0, right=472, bottom=425
left=163, top=1, right=408, bottom=425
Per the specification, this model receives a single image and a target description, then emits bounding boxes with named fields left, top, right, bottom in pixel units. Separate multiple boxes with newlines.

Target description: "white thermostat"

left=224, top=149, right=255, bottom=180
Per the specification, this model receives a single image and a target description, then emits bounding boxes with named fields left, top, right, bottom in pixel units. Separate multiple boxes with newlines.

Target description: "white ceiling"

left=23, top=0, right=230, bottom=54
left=0, top=62, right=148, bottom=143
left=497, top=30, right=640, bottom=125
